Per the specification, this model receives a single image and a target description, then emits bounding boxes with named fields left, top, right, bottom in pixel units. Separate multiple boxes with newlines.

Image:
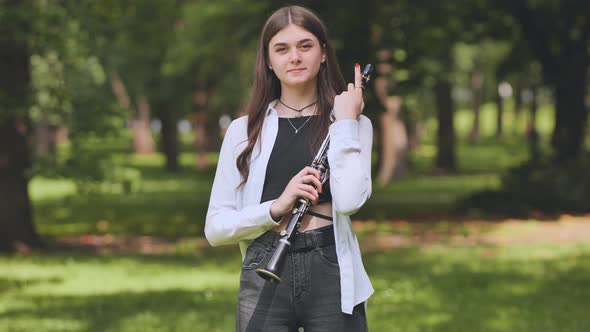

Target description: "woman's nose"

left=289, top=49, right=301, bottom=62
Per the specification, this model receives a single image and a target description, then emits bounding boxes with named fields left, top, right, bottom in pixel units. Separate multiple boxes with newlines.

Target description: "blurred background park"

left=1, top=0, right=590, bottom=331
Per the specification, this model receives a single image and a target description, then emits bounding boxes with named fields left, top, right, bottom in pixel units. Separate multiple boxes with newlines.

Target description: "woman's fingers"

left=301, top=174, right=322, bottom=193
left=355, top=63, right=362, bottom=89
left=297, top=183, right=319, bottom=203
left=300, top=166, right=321, bottom=179
left=293, top=166, right=322, bottom=203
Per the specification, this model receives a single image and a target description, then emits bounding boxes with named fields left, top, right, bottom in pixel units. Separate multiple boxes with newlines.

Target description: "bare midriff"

left=271, top=202, right=333, bottom=233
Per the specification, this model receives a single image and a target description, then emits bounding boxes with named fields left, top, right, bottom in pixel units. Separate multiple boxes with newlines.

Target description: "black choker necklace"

left=278, top=99, right=317, bottom=114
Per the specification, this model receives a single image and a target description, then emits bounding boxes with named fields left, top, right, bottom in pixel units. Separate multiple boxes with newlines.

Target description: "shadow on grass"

left=364, top=247, right=590, bottom=332
left=0, top=277, right=63, bottom=295
left=0, top=288, right=238, bottom=332
left=9, top=246, right=242, bottom=272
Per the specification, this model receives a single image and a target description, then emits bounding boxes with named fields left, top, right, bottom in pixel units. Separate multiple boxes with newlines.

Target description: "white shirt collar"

left=265, top=99, right=279, bottom=117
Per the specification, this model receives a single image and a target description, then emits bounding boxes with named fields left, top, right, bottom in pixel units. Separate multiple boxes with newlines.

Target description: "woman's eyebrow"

left=272, top=38, right=314, bottom=48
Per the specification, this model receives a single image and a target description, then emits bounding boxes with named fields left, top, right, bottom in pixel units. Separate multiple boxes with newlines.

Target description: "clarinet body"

left=255, top=64, right=374, bottom=282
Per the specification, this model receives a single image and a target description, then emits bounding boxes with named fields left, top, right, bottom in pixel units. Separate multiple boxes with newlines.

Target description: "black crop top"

left=260, top=116, right=332, bottom=205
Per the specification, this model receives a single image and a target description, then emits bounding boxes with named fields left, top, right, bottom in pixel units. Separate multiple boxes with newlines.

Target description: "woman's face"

left=267, top=24, right=325, bottom=89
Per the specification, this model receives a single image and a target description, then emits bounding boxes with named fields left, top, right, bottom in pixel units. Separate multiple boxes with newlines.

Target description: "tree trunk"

left=468, top=69, right=483, bottom=144
left=434, top=80, right=456, bottom=172
left=551, top=66, right=588, bottom=161
left=496, top=92, right=504, bottom=137
left=508, top=2, right=590, bottom=162
left=155, top=106, right=179, bottom=172
left=131, top=94, right=155, bottom=155
left=513, top=86, right=523, bottom=135
left=376, top=96, right=408, bottom=184
left=0, top=3, right=43, bottom=252
left=0, top=119, right=43, bottom=252
left=526, top=86, right=539, bottom=162
left=514, top=86, right=523, bottom=116
left=373, top=49, right=408, bottom=185
left=192, top=87, right=209, bottom=170
left=34, top=114, right=58, bottom=164
left=109, top=72, right=154, bottom=155
left=192, top=113, right=208, bottom=170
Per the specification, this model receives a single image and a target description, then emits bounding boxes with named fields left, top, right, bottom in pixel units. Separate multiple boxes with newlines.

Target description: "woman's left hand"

left=333, top=63, right=365, bottom=121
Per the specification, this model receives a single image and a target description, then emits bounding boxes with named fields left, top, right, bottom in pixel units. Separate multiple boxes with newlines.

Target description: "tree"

left=0, top=0, right=43, bottom=252
left=503, top=1, right=590, bottom=161
left=72, top=0, right=184, bottom=170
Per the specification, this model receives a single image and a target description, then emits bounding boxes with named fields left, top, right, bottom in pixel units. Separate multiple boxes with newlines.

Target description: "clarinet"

left=255, top=64, right=375, bottom=282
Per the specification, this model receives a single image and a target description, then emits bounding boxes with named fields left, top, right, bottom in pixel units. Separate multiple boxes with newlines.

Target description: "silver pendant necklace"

left=286, top=116, right=312, bottom=134
left=277, top=99, right=317, bottom=134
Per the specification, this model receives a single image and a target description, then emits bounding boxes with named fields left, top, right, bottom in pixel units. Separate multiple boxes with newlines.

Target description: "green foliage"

left=108, top=166, right=142, bottom=194
left=0, top=1, right=32, bottom=117
left=29, top=51, right=71, bottom=125
left=163, top=0, right=271, bottom=120
left=59, top=140, right=142, bottom=195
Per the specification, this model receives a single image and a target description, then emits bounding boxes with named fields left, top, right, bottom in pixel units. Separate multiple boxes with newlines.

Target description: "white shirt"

left=205, top=101, right=374, bottom=314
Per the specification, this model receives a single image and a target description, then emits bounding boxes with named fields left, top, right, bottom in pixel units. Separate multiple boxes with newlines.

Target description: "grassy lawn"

left=2, top=242, right=589, bottom=331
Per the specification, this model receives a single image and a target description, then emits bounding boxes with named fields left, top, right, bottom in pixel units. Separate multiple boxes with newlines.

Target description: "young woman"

left=205, top=5, right=373, bottom=331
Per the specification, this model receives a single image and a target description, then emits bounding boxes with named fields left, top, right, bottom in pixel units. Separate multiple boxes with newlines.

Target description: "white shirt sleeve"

left=204, top=120, right=279, bottom=247
left=327, top=115, right=373, bottom=216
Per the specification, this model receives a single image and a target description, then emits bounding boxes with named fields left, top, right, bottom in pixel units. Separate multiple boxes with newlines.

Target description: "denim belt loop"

left=309, top=232, right=319, bottom=249
left=308, top=232, right=317, bottom=249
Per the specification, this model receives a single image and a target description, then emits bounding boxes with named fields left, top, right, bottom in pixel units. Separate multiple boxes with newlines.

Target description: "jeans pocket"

left=241, top=243, right=268, bottom=270
left=317, top=244, right=339, bottom=268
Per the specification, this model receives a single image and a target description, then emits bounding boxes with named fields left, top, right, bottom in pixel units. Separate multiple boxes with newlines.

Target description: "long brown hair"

left=236, top=6, right=346, bottom=186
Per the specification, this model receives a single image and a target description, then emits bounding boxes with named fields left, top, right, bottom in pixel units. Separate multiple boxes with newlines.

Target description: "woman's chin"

left=283, top=78, right=316, bottom=89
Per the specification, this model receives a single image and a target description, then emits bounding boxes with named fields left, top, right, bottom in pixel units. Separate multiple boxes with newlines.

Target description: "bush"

left=61, top=150, right=142, bottom=195
left=457, top=154, right=590, bottom=216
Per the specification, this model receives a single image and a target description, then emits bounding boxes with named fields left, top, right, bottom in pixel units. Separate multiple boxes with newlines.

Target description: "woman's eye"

left=276, top=48, right=286, bottom=53
left=301, top=44, right=312, bottom=49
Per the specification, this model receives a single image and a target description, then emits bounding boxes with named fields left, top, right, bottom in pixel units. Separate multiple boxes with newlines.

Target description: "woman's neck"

left=277, top=83, right=318, bottom=117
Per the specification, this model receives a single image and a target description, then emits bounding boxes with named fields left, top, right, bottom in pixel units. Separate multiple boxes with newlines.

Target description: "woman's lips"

left=288, top=68, right=305, bottom=73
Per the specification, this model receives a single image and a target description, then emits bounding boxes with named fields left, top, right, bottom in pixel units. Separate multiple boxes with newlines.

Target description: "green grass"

left=1, top=243, right=589, bottom=331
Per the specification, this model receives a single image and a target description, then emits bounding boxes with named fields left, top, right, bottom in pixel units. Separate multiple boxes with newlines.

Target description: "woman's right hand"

left=270, top=166, right=323, bottom=221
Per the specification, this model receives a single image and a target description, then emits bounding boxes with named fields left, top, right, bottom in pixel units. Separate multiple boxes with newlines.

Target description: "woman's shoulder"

left=229, top=114, right=248, bottom=128
left=358, top=114, right=372, bottom=125
left=225, top=115, right=248, bottom=139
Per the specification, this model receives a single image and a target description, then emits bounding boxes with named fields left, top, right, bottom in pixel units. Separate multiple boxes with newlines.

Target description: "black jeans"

left=237, top=225, right=368, bottom=332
